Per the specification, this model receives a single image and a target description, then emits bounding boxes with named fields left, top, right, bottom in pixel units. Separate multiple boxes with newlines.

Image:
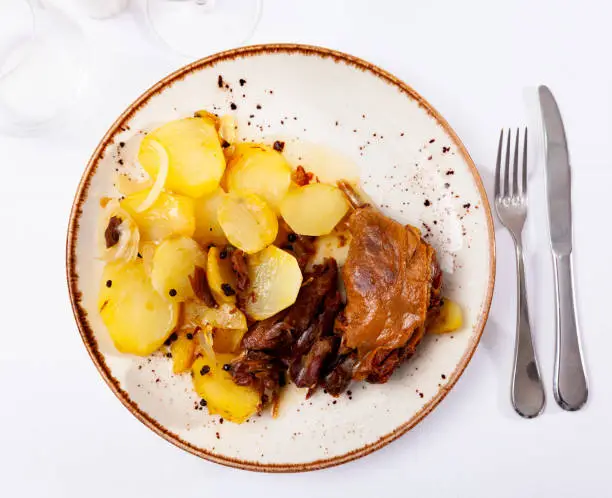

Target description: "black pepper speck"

left=106, top=280, right=112, bottom=288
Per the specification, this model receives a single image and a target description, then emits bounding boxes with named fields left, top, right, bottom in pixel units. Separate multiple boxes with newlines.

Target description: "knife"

left=538, top=85, right=588, bottom=411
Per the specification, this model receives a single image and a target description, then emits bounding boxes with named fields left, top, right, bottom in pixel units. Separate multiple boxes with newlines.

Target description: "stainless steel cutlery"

left=495, top=128, right=546, bottom=418
left=496, top=87, right=588, bottom=416
left=539, top=85, right=588, bottom=411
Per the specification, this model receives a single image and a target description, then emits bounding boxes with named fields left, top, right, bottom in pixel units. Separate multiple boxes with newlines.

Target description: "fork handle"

left=553, top=253, right=588, bottom=410
left=511, top=240, right=546, bottom=418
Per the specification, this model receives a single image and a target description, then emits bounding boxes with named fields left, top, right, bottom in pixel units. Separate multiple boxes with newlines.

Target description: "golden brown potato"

left=193, top=188, right=228, bottom=247
left=138, top=117, right=226, bottom=198
left=206, top=246, right=237, bottom=305
left=217, top=193, right=278, bottom=254
left=213, top=328, right=245, bottom=354
left=171, top=331, right=197, bottom=373
left=192, top=354, right=260, bottom=423
left=428, top=299, right=463, bottom=334
left=98, top=260, right=178, bottom=356
left=121, top=190, right=195, bottom=242
left=226, top=143, right=292, bottom=212
left=280, top=183, right=349, bottom=236
left=150, top=237, right=207, bottom=302
left=245, top=245, right=303, bottom=320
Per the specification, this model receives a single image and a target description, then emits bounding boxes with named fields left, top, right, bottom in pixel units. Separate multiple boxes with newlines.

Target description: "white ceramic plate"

left=67, top=44, right=495, bottom=472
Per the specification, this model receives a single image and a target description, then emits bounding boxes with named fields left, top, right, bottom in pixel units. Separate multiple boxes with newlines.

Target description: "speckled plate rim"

left=66, top=43, right=496, bottom=473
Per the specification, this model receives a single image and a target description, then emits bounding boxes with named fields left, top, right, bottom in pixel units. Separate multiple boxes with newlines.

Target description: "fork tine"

left=512, top=128, right=519, bottom=196
left=504, top=128, right=511, bottom=196
left=523, top=127, right=528, bottom=195
left=495, top=129, right=503, bottom=198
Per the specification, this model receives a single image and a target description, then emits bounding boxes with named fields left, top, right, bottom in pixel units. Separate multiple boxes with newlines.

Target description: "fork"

left=495, top=128, right=546, bottom=418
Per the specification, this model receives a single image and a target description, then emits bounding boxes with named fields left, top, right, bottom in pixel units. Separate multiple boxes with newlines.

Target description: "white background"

left=0, top=1, right=610, bottom=497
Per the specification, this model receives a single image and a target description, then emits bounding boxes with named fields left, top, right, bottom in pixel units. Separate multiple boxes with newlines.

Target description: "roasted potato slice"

left=217, top=193, right=278, bottom=254
left=213, top=328, right=245, bottom=354
left=171, top=331, right=197, bottom=373
left=428, top=299, right=463, bottom=334
left=121, top=190, right=195, bottom=242
left=150, top=237, right=207, bottom=302
left=98, top=260, right=178, bottom=356
left=246, top=245, right=303, bottom=320
left=207, top=246, right=237, bottom=305
left=226, top=143, right=292, bottom=212
left=280, top=183, right=349, bottom=236
left=192, top=354, right=260, bottom=423
left=193, top=188, right=228, bottom=247
left=138, top=117, right=226, bottom=198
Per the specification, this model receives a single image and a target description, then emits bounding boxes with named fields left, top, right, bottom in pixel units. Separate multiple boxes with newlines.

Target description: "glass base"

left=146, top=0, right=262, bottom=60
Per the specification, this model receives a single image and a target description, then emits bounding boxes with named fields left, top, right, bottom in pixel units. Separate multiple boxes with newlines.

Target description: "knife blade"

left=538, top=85, right=588, bottom=411
left=539, top=86, right=572, bottom=255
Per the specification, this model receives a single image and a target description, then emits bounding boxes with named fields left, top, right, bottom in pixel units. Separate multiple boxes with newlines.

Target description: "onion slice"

left=135, top=139, right=168, bottom=213
left=197, top=324, right=216, bottom=362
left=98, top=200, right=140, bottom=262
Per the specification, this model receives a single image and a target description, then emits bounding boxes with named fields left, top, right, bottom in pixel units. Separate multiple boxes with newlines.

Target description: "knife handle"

left=511, top=241, right=545, bottom=418
left=553, top=253, right=588, bottom=410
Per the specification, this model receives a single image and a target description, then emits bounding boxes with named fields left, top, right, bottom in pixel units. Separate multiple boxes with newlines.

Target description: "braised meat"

left=230, top=248, right=250, bottom=292
left=274, top=219, right=317, bottom=271
left=336, top=205, right=442, bottom=382
left=231, top=259, right=340, bottom=399
left=289, top=291, right=341, bottom=388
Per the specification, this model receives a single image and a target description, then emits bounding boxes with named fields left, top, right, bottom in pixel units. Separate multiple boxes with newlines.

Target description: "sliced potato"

left=207, top=246, right=237, bottom=305
left=138, top=117, right=226, bottom=198
left=193, top=188, right=228, bottom=247
left=428, top=299, right=463, bottom=334
left=226, top=143, right=292, bottom=212
left=150, top=237, right=207, bottom=302
left=171, top=331, right=197, bottom=373
left=98, top=260, right=178, bottom=356
left=121, top=190, right=195, bottom=242
left=217, top=193, right=278, bottom=254
left=192, top=354, right=260, bottom=423
left=213, top=328, right=245, bottom=354
left=246, top=245, right=303, bottom=320
left=183, top=300, right=247, bottom=331
left=280, top=183, right=349, bottom=236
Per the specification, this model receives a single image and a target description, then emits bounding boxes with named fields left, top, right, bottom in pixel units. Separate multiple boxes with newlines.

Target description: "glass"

left=0, top=0, right=88, bottom=135
left=145, top=0, right=263, bottom=60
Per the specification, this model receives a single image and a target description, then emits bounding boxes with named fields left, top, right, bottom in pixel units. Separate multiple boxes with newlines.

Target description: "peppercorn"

left=222, top=364, right=231, bottom=372
left=106, top=280, right=112, bottom=288
left=169, top=289, right=177, bottom=297
left=200, top=365, right=210, bottom=376
left=221, top=283, right=235, bottom=296
left=287, top=233, right=297, bottom=243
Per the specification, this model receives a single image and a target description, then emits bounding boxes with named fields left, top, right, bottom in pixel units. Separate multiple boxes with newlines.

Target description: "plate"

left=66, top=44, right=495, bottom=472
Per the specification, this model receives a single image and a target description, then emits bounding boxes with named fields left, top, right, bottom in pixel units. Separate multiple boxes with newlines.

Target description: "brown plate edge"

left=65, top=43, right=496, bottom=473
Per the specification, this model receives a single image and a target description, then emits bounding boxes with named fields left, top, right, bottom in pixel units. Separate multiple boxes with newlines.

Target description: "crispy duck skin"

left=336, top=181, right=442, bottom=384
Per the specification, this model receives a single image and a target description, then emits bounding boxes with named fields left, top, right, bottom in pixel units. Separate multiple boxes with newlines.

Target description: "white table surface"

left=1, top=1, right=610, bottom=497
